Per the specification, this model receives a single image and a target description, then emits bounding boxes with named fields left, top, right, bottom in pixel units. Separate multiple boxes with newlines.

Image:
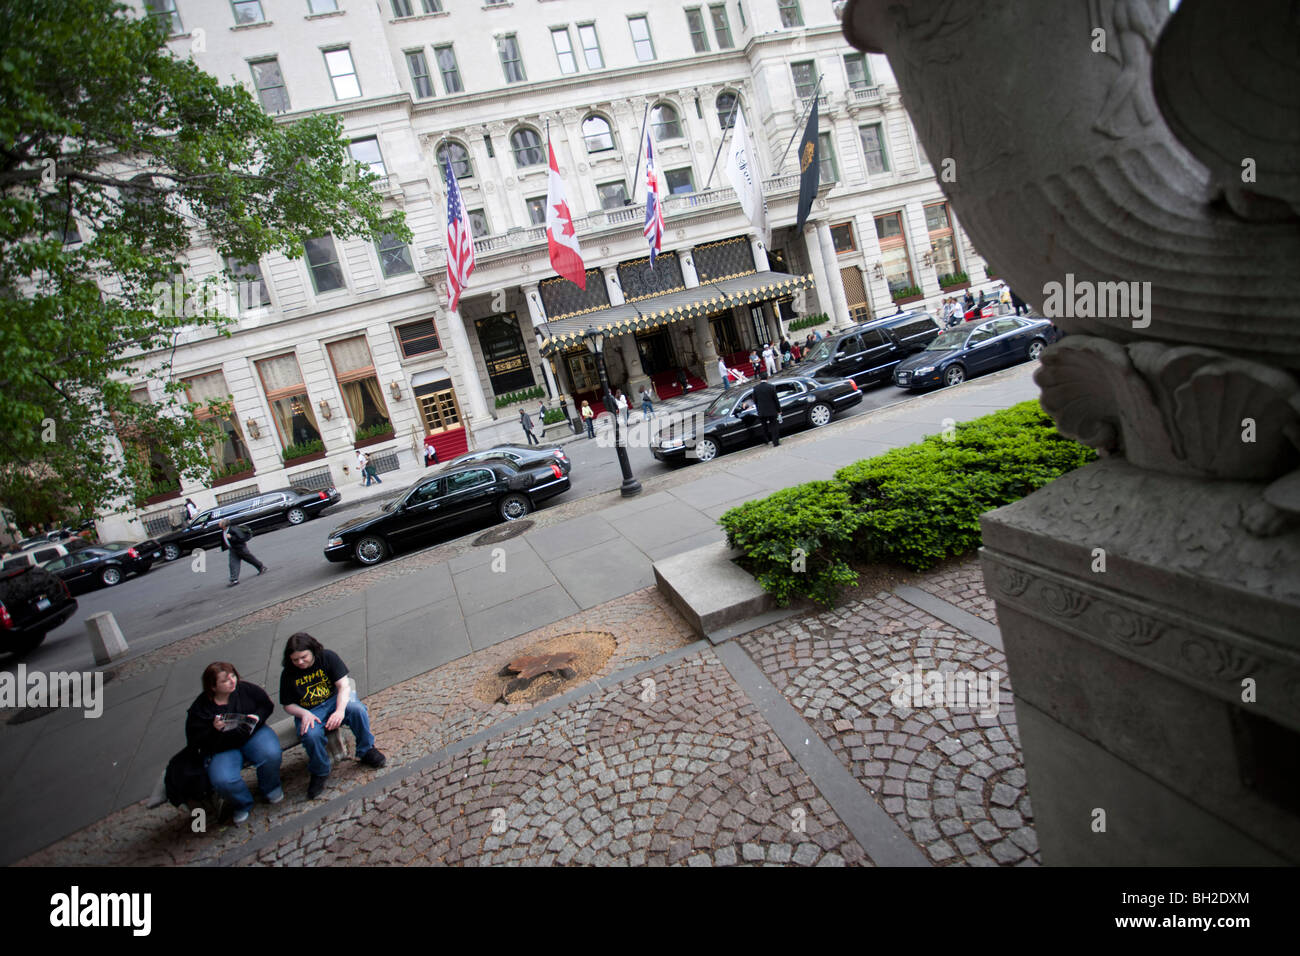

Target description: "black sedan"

left=650, top=375, right=863, bottom=464
left=445, top=444, right=571, bottom=477
left=893, top=316, right=1061, bottom=390
left=41, top=540, right=160, bottom=592
left=158, top=485, right=342, bottom=561
left=324, top=458, right=570, bottom=565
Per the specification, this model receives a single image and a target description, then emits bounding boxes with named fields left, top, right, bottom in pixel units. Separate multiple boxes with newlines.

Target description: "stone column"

left=523, top=283, right=548, bottom=330
left=815, top=220, right=854, bottom=329
left=534, top=332, right=561, bottom=399
left=443, top=307, right=491, bottom=423
left=750, top=236, right=771, bottom=272
left=603, top=266, right=626, bottom=306
left=801, top=222, right=833, bottom=325
left=695, top=313, right=722, bottom=386
left=680, top=248, right=700, bottom=288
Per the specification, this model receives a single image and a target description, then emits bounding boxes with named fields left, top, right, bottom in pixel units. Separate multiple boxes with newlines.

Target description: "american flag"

left=444, top=154, right=475, bottom=311
left=642, top=129, right=664, bottom=266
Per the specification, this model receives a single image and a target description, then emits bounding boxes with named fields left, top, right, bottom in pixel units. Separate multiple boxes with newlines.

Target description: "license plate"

left=36, top=597, right=50, bottom=611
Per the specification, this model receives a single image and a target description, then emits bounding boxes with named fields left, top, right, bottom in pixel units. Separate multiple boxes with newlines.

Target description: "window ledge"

left=392, top=11, right=449, bottom=23
left=305, top=11, right=346, bottom=20
left=231, top=20, right=274, bottom=31
left=483, top=2, right=514, bottom=8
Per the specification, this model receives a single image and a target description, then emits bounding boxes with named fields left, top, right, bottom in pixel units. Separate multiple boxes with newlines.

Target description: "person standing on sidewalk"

left=357, top=450, right=374, bottom=486
left=219, top=518, right=265, bottom=587
left=752, top=378, right=782, bottom=447
left=280, top=632, right=386, bottom=800
left=186, top=662, right=282, bottom=823
left=640, top=386, right=655, bottom=419
left=520, top=408, right=539, bottom=445
left=718, top=356, right=731, bottom=391
left=614, top=389, right=630, bottom=425
left=581, top=400, right=595, bottom=438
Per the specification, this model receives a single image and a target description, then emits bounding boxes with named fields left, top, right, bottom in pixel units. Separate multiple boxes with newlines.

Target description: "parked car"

left=41, top=540, right=160, bottom=592
left=325, top=459, right=570, bottom=565
left=650, top=375, right=863, bottom=464
left=158, top=485, right=342, bottom=561
left=893, top=315, right=1062, bottom=390
left=445, top=444, right=571, bottom=477
left=794, top=310, right=941, bottom=387
left=0, top=538, right=92, bottom=574
left=0, top=565, right=77, bottom=656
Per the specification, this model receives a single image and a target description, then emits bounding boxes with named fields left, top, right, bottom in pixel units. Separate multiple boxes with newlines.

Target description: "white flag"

left=724, top=108, right=770, bottom=248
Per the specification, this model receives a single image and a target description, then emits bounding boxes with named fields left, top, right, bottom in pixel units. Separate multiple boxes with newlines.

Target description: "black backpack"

left=163, top=746, right=211, bottom=808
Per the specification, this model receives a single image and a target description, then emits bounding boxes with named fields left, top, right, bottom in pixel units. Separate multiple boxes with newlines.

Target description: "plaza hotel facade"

left=101, top=0, right=993, bottom=542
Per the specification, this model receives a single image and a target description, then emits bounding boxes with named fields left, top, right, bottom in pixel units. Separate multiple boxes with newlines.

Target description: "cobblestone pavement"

left=21, top=556, right=1036, bottom=867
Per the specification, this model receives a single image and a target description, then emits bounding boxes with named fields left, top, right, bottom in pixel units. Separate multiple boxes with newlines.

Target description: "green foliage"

left=355, top=421, right=394, bottom=442
left=541, top=408, right=567, bottom=425
left=938, top=271, right=969, bottom=287
left=720, top=402, right=1097, bottom=605
left=211, top=458, right=253, bottom=481
left=0, top=0, right=406, bottom=524
left=787, top=313, right=830, bottom=332
left=891, top=285, right=923, bottom=299
left=281, top=439, right=325, bottom=463
left=495, top=385, right=545, bottom=408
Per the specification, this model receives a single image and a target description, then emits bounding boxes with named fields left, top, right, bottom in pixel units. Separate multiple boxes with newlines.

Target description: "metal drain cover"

left=473, top=520, right=534, bottom=546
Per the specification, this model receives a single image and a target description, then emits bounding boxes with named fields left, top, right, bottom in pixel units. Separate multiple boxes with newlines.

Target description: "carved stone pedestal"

left=980, top=459, right=1300, bottom=865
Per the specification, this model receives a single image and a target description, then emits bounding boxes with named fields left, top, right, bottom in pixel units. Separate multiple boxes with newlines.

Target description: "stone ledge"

left=653, top=540, right=781, bottom=642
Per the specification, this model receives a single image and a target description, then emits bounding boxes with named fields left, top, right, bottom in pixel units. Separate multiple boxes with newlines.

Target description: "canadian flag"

left=546, top=141, right=585, bottom=289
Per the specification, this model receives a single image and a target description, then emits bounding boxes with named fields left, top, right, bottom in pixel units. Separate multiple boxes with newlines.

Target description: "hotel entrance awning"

left=538, top=270, right=813, bottom=355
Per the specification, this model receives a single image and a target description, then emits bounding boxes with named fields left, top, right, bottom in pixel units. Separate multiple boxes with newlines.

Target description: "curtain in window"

left=327, top=336, right=373, bottom=375
left=186, top=370, right=230, bottom=405
left=269, top=394, right=321, bottom=449
left=257, top=353, right=303, bottom=391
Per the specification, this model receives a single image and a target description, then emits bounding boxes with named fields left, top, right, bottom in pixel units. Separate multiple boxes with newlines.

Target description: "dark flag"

left=794, top=101, right=819, bottom=233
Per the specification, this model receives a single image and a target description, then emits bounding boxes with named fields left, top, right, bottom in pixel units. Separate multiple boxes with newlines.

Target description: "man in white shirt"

left=762, top=344, right=778, bottom=376
left=718, top=356, right=730, bottom=391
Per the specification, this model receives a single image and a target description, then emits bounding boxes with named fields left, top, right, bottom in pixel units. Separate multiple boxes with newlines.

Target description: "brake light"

left=0, top=601, right=10, bottom=629
left=550, top=464, right=563, bottom=479
left=850, top=379, right=860, bottom=391
left=319, top=491, right=328, bottom=500
left=127, top=548, right=138, bottom=559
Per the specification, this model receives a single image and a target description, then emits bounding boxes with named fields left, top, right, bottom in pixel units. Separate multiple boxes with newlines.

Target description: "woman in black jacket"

left=185, top=662, right=282, bottom=823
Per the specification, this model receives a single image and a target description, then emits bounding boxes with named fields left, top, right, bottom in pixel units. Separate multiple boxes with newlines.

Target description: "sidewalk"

left=0, top=364, right=1041, bottom=864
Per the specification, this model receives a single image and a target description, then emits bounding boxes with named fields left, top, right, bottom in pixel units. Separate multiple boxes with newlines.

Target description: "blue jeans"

left=206, top=725, right=283, bottom=812
left=295, top=696, right=376, bottom=777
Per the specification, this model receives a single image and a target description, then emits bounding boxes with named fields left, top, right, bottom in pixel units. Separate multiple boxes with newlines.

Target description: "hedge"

left=719, top=402, right=1096, bottom=606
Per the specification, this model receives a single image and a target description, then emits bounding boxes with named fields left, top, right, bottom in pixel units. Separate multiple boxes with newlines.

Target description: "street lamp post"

left=584, top=326, right=642, bottom=497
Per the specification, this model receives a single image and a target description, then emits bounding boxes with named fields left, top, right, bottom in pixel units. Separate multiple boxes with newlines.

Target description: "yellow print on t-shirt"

left=294, top=667, right=335, bottom=707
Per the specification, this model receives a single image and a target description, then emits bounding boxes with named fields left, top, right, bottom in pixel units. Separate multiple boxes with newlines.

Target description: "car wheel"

left=286, top=506, right=308, bottom=525
left=162, top=543, right=181, bottom=562
left=100, top=566, right=122, bottom=587
left=944, top=365, right=966, bottom=387
left=1027, top=339, right=1045, bottom=361
left=691, top=438, right=719, bottom=462
left=808, top=403, right=832, bottom=427
left=353, top=535, right=388, bottom=565
left=499, top=493, right=532, bottom=521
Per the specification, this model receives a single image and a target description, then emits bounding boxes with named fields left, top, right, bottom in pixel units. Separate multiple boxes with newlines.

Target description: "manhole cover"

left=6, top=670, right=116, bottom=725
left=473, top=520, right=534, bottom=546
left=474, top=631, right=616, bottom=705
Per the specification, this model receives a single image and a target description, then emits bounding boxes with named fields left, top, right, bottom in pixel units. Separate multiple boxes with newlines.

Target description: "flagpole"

left=703, top=94, right=742, bottom=190
left=779, top=74, right=823, bottom=170
left=630, top=101, right=650, bottom=198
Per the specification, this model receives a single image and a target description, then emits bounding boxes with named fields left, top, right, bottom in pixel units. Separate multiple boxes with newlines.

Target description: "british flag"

left=642, top=129, right=664, bottom=266
left=444, top=154, right=475, bottom=311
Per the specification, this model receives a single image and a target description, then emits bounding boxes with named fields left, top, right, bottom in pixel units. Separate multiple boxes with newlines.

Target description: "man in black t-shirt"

left=280, top=632, right=386, bottom=799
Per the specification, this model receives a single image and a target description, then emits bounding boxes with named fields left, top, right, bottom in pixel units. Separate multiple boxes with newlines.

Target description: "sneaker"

left=307, top=774, right=330, bottom=799
left=258, top=566, right=268, bottom=575
left=227, top=580, right=239, bottom=587
left=232, top=808, right=250, bottom=824
left=265, top=787, right=284, bottom=804
left=359, top=749, right=387, bottom=769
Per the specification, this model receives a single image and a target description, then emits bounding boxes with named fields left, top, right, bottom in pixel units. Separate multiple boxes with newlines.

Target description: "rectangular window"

left=422, top=0, right=442, bottom=11
left=376, top=233, right=414, bottom=278
left=710, top=5, right=734, bottom=48
left=578, top=23, right=604, bottom=69
left=185, top=370, right=250, bottom=472
left=830, top=222, right=856, bottom=254
left=552, top=27, right=578, bottom=74
left=875, top=212, right=914, bottom=295
left=665, top=168, right=695, bottom=194
left=348, top=137, right=386, bottom=177
left=526, top=196, right=548, bottom=226
left=226, top=256, right=272, bottom=309
left=498, top=34, right=526, bottom=84
left=391, top=0, right=413, bottom=16
left=250, top=58, right=289, bottom=113
left=483, top=134, right=494, bottom=159
left=304, top=236, right=345, bottom=293
left=324, top=47, right=361, bottom=100
left=144, top=0, right=183, bottom=35
left=860, top=123, right=889, bottom=174
left=232, top=0, right=265, bottom=25
left=467, top=208, right=489, bottom=237
left=818, top=131, right=838, bottom=184
left=397, top=319, right=442, bottom=358
left=308, top=0, right=338, bottom=12
left=628, top=16, right=656, bottom=62
left=435, top=45, right=463, bottom=93
left=327, top=337, right=391, bottom=434
left=406, top=50, right=434, bottom=99
left=737, top=1, right=746, bottom=30
left=791, top=61, right=816, bottom=100
left=926, top=202, right=959, bottom=279
left=597, top=181, right=629, bottom=210
left=844, top=53, right=871, bottom=89
left=256, top=354, right=322, bottom=452
left=686, top=8, right=709, bottom=53
left=777, top=0, right=803, bottom=28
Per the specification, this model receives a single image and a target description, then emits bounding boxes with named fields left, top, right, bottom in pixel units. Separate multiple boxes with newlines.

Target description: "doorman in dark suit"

left=220, top=518, right=266, bottom=587
left=752, top=379, right=782, bottom=447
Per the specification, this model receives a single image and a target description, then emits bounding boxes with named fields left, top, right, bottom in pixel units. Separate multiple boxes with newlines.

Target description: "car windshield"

left=706, top=390, right=748, bottom=418
left=100, top=542, right=133, bottom=551
left=802, top=339, right=835, bottom=363
left=926, top=329, right=970, bottom=351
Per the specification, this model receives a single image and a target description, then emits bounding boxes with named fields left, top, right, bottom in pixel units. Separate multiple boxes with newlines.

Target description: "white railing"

left=850, top=85, right=883, bottom=104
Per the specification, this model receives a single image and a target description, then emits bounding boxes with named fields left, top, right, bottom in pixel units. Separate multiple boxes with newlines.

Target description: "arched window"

left=716, top=91, right=738, bottom=130
left=510, top=127, right=545, bottom=168
left=436, top=141, right=473, bottom=181
left=650, top=103, right=682, bottom=141
left=582, top=114, right=615, bottom=153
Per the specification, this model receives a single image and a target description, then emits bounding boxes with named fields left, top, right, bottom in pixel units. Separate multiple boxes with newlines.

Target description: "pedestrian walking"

left=279, top=632, right=386, bottom=800
left=520, top=408, right=539, bottom=445
left=718, top=356, right=731, bottom=391
left=581, top=400, right=595, bottom=438
left=357, top=450, right=376, bottom=486
left=963, top=290, right=976, bottom=320
left=219, top=518, right=265, bottom=587
left=614, top=389, right=630, bottom=426
left=752, top=378, right=782, bottom=447
left=184, top=498, right=197, bottom=522
left=804, top=333, right=815, bottom=353
left=999, top=284, right=1012, bottom=313
left=640, top=386, right=655, bottom=418
left=780, top=339, right=793, bottom=367
left=1011, top=289, right=1029, bottom=315
left=748, top=348, right=760, bottom=376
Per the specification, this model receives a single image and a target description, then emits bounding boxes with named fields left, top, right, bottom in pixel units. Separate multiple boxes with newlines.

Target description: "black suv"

left=158, top=485, right=342, bottom=561
left=796, top=311, right=941, bottom=387
left=0, top=565, right=77, bottom=655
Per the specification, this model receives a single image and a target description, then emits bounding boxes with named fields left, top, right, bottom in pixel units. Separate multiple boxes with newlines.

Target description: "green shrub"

left=787, top=313, right=831, bottom=332
left=355, top=421, right=394, bottom=442
left=938, top=271, right=969, bottom=287
left=494, top=385, right=546, bottom=408
left=542, top=408, right=566, bottom=425
left=281, top=438, right=324, bottom=461
left=211, top=458, right=252, bottom=480
left=891, top=284, right=923, bottom=299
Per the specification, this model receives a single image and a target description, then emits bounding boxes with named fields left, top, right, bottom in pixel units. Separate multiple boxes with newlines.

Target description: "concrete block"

left=653, top=540, right=775, bottom=640
left=85, top=611, right=128, bottom=665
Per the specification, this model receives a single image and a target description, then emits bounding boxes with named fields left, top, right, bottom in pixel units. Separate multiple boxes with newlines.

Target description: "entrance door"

left=635, top=329, right=677, bottom=375
left=414, top=380, right=468, bottom=458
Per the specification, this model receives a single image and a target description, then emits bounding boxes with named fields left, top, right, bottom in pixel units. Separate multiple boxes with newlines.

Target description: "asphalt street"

left=5, top=380, right=914, bottom=676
